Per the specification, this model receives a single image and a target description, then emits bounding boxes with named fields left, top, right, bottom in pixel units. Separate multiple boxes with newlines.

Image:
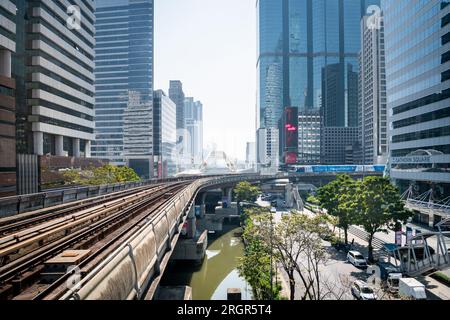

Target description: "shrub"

left=431, top=272, right=450, bottom=286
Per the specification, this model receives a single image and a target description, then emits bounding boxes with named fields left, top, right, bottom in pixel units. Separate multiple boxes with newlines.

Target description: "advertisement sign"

left=285, top=152, right=297, bottom=164
left=284, top=107, right=298, bottom=164
left=395, top=231, right=402, bottom=246
left=284, top=107, right=298, bottom=148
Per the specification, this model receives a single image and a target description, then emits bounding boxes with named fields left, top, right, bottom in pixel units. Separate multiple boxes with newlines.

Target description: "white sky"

left=154, top=0, right=256, bottom=161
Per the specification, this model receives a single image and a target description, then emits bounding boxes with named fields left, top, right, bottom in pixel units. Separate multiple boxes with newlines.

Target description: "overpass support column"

left=186, top=205, right=197, bottom=239
left=194, top=192, right=206, bottom=219
left=222, top=188, right=233, bottom=208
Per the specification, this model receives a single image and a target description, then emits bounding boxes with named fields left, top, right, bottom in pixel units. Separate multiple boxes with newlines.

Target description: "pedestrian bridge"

left=401, top=187, right=450, bottom=226
left=381, top=218, right=450, bottom=277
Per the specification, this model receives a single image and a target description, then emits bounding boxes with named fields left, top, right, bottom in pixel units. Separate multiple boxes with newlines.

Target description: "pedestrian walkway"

left=417, top=272, right=450, bottom=300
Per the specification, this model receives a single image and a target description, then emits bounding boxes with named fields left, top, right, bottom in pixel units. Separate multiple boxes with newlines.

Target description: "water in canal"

left=161, top=224, right=253, bottom=300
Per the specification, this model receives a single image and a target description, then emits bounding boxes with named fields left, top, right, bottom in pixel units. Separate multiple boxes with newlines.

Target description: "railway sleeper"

left=11, top=265, right=45, bottom=296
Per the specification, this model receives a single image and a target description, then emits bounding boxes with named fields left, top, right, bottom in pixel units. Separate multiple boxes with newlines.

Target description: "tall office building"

left=298, top=110, right=321, bottom=164
left=13, top=0, right=95, bottom=158
left=184, top=97, right=203, bottom=167
left=245, top=142, right=256, bottom=170
left=257, top=127, right=279, bottom=174
left=169, top=80, right=185, bottom=130
left=256, top=0, right=380, bottom=166
left=153, top=90, right=177, bottom=178
left=93, top=0, right=154, bottom=167
left=123, top=91, right=153, bottom=179
left=321, top=127, right=359, bottom=165
left=359, top=14, right=388, bottom=165
left=0, top=0, right=17, bottom=196
left=382, top=0, right=450, bottom=206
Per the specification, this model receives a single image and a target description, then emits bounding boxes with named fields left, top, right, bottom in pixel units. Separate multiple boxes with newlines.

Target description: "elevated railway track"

left=0, top=181, right=190, bottom=299
left=0, top=175, right=267, bottom=300
left=0, top=172, right=383, bottom=300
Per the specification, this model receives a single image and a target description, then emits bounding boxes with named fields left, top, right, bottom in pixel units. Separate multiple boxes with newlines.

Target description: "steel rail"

left=0, top=185, right=167, bottom=252
left=0, top=183, right=165, bottom=235
left=33, top=182, right=194, bottom=300
left=0, top=182, right=189, bottom=286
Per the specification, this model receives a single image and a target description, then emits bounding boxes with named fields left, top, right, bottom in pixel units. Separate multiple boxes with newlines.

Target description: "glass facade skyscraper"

left=382, top=0, right=450, bottom=206
left=184, top=97, right=203, bottom=167
left=359, top=14, right=388, bottom=165
left=92, top=0, right=154, bottom=166
left=257, top=0, right=379, bottom=165
left=169, top=80, right=186, bottom=130
left=153, top=90, right=177, bottom=178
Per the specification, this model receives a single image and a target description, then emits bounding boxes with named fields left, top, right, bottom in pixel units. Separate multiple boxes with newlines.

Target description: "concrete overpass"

left=0, top=171, right=383, bottom=300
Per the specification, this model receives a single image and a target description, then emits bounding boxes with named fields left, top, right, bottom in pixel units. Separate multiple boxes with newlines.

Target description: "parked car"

left=398, top=278, right=427, bottom=300
left=386, top=273, right=403, bottom=293
left=351, top=280, right=377, bottom=300
left=347, top=250, right=368, bottom=268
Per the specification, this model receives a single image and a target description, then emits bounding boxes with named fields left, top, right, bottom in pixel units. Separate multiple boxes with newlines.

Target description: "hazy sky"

left=154, top=0, right=256, bottom=161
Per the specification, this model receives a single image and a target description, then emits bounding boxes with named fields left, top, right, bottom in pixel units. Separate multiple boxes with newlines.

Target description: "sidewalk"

left=417, top=271, right=450, bottom=300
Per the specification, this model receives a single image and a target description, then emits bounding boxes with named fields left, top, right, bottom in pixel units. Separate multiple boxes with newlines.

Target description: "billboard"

left=285, top=152, right=297, bottom=164
left=284, top=107, right=298, bottom=164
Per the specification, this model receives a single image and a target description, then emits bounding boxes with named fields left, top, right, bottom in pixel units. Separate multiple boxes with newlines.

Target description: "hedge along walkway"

left=417, top=272, right=450, bottom=300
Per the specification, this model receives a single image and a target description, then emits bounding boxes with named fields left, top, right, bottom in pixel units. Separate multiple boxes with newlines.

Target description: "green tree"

left=62, top=165, right=141, bottom=186
left=237, top=209, right=281, bottom=300
left=114, top=166, right=141, bottom=183
left=234, top=181, right=261, bottom=214
left=240, top=209, right=333, bottom=300
left=316, top=174, right=358, bottom=244
left=355, top=176, right=412, bottom=262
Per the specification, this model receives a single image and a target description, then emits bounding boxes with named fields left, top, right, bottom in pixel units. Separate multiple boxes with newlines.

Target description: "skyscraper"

left=123, top=91, right=153, bottom=179
left=13, top=0, right=96, bottom=158
left=184, top=97, right=203, bottom=167
left=256, top=0, right=380, bottom=166
left=382, top=0, right=450, bottom=207
left=0, top=0, right=16, bottom=196
left=257, top=127, right=279, bottom=174
left=245, top=142, right=256, bottom=170
left=298, top=110, right=321, bottom=164
left=93, top=0, right=154, bottom=167
left=153, top=90, right=177, bottom=178
left=359, top=14, right=387, bottom=165
left=169, top=80, right=185, bottom=130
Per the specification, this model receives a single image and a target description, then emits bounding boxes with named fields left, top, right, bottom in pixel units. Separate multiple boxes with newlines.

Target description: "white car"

left=347, top=250, right=368, bottom=268
left=351, top=280, right=377, bottom=300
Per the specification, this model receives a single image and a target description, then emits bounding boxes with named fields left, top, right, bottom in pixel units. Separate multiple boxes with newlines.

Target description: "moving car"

left=347, top=250, right=368, bottom=268
left=351, top=280, right=377, bottom=300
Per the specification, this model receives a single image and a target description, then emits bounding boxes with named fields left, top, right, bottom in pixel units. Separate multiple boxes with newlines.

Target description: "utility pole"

left=269, top=209, right=274, bottom=300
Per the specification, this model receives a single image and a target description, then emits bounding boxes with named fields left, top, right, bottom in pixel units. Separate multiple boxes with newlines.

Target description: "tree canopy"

left=234, top=181, right=261, bottom=203
left=316, top=174, right=358, bottom=244
left=63, top=165, right=141, bottom=186
left=355, top=176, right=412, bottom=261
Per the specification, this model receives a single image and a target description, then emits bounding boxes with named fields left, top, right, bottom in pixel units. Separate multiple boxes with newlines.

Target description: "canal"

left=161, top=224, right=253, bottom=300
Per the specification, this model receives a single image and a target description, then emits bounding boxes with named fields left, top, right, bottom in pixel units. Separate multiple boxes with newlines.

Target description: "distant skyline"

left=154, top=0, right=256, bottom=161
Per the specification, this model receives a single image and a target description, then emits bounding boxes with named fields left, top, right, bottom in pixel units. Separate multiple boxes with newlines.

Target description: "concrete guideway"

left=0, top=174, right=289, bottom=300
